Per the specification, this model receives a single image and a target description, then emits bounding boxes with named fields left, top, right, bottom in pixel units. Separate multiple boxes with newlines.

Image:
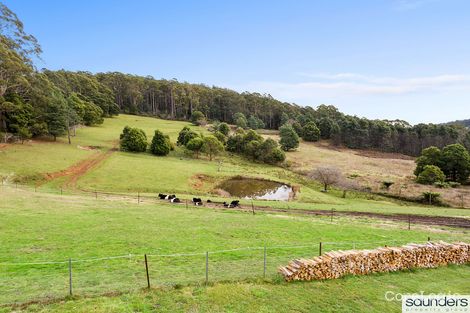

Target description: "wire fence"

left=1, top=238, right=467, bottom=306
left=1, top=183, right=470, bottom=306
left=2, top=182, right=470, bottom=230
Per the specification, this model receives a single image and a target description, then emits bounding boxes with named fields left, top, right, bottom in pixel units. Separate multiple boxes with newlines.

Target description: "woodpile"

left=279, top=241, right=470, bottom=282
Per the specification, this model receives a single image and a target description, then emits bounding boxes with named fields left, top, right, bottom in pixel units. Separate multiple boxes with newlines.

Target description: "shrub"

left=421, top=191, right=441, bottom=205
left=217, top=122, right=230, bottom=136
left=302, top=121, right=321, bottom=142
left=433, top=181, right=450, bottom=189
left=149, top=130, right=171, bottom=156
left=292, top=121, right=303, bottom=137
left=177, top=126, right=198, bottom=146
left=414, top=146, right=442, bottom=176
left=191, top=111, right=206, bottom=126
left=416, top=165, right=445, bottom=185
left=449, top=181, right=461, bottom=188
left=186, top=137, right=204, bottom=158
left=226, top=133, right=245, bottom=153
left=213, top=131, right=227, bottom=145
left=279, top=124, right=299, bottom=151
left=119, top=126, right=147, bottom=152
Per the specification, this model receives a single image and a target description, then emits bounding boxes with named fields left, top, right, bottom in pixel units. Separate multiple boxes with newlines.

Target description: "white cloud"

left=244, top=73, right=470, bottom=98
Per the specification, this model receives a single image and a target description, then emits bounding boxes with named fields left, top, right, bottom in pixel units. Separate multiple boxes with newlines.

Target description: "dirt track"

left=42, top=148, right=116, bottom=188
left=176, top=200, right=470, bottom=229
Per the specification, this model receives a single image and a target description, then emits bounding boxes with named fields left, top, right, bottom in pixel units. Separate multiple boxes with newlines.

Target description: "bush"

left=416, top=165, right=445, bottom=185
left=302, top=121, right=321, bottom=142
left=421, top=192, right=441, bottom=205
left=292, top=121, right=303, bottom=137
left=433, top=181, right=450, bottom=189
left=217, top=122, right=230, bottom=136
left=449, top=181, right=461, bottom=188
left=191, top=111, right=206, bottom=126
left=226, top=133, right=245, bottom=153
left=177, top=126, right=198, bottom=146
left=149, top=130, right=171, bottom=156
left=186, top=137, right=204, bottom=158
left=213, top=131, right=227, bottom=145
left=226, top=131, right=284, bottom=164
left=119, top=126, right=147, bottom=152
left=279, top=124, right=299, bottom=151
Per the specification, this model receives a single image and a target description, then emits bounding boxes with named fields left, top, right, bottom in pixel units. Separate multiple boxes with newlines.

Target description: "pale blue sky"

left=5, top=0, right=470, bottom=124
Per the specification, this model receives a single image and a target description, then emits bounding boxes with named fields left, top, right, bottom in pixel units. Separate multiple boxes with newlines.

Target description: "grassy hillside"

left=1, top=115, right=470, bottom=312
left=2, top=114, right=470, bottom=218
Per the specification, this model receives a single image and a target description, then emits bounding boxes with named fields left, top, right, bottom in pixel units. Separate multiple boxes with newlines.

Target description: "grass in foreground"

left=1, top=187, right=469, bottom=307
left=6, top=265, right=470, bottom=313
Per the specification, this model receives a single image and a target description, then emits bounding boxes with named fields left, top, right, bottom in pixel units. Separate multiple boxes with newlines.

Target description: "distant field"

left=264, top=133, right=470, bottom=209
left=2, top=114, right=470, bottom=218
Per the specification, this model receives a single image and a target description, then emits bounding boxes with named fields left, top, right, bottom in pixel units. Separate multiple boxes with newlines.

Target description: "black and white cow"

left=170, top=197, right=181, bottom=203
left=193, top=198, right=203, bottom=206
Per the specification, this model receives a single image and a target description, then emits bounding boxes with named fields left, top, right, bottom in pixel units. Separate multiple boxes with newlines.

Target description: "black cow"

left=158, top=193, right=167, bottom=199
left=206, top=199, right=212, bottom=203
left=223, top=200, right=240, bottom=208
left=193, top=197, right=202, bottom=203
left=168, top=194, right=176, bottom=200
left=230, top=200, right=240, bottom=207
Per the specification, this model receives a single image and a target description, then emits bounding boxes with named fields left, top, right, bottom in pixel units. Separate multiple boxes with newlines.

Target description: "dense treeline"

left=93, top=71, right=469, bottom=155
left=1, top=2, right=469, bottom=155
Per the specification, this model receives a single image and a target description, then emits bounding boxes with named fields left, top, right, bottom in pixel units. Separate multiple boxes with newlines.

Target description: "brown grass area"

left=264, top=135, right=470, bottom=208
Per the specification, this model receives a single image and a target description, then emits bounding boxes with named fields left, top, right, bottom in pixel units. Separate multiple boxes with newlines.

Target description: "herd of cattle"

left=158, top=194, right=240, bottom=208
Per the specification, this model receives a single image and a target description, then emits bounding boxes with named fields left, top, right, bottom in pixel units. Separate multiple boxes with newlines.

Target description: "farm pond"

left=217, top=177, right=292, bottom=201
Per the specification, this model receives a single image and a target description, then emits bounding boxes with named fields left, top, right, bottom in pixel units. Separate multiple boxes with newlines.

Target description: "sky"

left=4, top=0, right=470, bottom=124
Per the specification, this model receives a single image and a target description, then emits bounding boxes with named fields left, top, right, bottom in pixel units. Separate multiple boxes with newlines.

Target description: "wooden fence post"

left=68, top=258, right=73, bottom=296
left=205, top=252, right=209, bottom=285
left=138, top=192, right=140, bottom=204
left=319, top=242, right=322, bottom=256
left=144, top=254, right=150, bottom=289
left=251, top=200, right=255, bottom=215
left=408, top=216, right=411, bottom=230
left=263, top=246, right=267, bottom=279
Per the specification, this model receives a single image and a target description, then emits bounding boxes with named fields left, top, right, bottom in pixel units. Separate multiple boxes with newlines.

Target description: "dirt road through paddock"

left=42, top=147, right=116, bottom=188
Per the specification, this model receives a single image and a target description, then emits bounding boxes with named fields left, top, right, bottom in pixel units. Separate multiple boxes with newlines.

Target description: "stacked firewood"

left=279, top=241, right=470, bottom=282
